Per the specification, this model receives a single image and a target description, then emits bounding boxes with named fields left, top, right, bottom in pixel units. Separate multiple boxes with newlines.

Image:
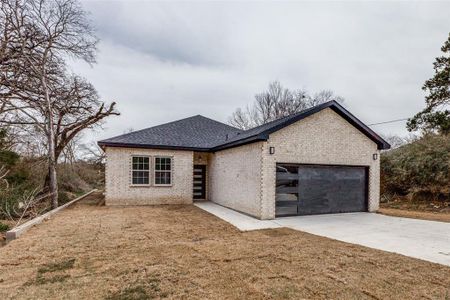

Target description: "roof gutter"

left=97, top=141, right=211, bottom=152
left=97, top=101, right=391, bottom=152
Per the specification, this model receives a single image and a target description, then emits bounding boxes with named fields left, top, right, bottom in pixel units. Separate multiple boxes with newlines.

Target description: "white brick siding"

left=260, top=108, right=380, bottom=219
left=104, top=147, right=193, bottom=205
left=103, top=108, right=381, bottom=220
left=208, top=142, right=264, bottom=218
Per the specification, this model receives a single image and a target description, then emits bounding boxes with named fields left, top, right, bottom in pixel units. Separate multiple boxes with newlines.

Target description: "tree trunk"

left=48, top=145, right=58, bottom=209
left=42, top=147, right=63, bottom=194
left=47, top=119, right=59, bottom=209
left=42, top=73, right=58, bottom=209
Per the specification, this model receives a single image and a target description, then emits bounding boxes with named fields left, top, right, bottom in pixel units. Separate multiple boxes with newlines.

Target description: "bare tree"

left=79, top=141, right=106, bottom=165
left=7, top=126, right=47, bottom=157
left=229, top=81, right=344, bottom=130
left=380, top=134, right=418, bottom=150
left=0, top=0, right=119, bottom=208
left=0, top=128, right=16, bottom=197
left=53, top=75, right=118, bottom=163
left=0, top=165, right=9, bottom=188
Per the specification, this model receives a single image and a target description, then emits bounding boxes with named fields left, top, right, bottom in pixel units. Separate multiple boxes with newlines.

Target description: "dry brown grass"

left=378, top=208, right=450, bottom=223
left=380, top=198, right=450, bottom=223
left=0, top=192, right=449, bottom=299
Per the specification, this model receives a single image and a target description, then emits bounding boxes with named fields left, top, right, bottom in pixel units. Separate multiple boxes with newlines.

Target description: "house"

left=98, top=101, right=390, bottom=220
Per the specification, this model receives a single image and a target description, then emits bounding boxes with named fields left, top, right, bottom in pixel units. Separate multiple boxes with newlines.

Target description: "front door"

left=193, top=165, right=206, bottom=200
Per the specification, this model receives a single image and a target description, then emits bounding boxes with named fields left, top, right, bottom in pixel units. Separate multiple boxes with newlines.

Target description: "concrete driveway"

left=275, top=213, right=450, bottom=267
left=195, top=202, right=450, bottom=266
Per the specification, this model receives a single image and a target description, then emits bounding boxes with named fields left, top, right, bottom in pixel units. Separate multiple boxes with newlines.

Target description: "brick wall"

left=260, top=108, right=380, bottom=219
left=103, top=108, right=380, bottom=218
left=104, top=147, right=194, bottom=205
left=208, top=142, right=264, bottom=218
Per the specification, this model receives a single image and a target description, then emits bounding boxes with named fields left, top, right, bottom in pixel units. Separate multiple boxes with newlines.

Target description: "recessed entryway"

left=193, top=165, right=206, bottom=200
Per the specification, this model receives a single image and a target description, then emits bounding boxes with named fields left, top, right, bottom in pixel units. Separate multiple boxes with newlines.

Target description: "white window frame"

left=130, top=155, right=151, bottom=186
left=153, top=156, right=173, bottom=186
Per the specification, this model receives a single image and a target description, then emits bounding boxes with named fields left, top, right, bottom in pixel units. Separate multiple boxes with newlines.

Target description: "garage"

left=276, top=164, right=368, bottom=217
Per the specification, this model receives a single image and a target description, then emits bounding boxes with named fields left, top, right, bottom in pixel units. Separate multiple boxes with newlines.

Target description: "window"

left=154, top=157, right=172, bottom=185
left=131, top=156, right=150, bottom=185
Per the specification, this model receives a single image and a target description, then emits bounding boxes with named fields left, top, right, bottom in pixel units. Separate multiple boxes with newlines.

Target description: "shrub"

left=381, top=134, right=450, bottom=201
left=0, top=149, right=103, bottom=220
left=57, top=166, right=89, bottom=194
left=6, top=167, right=30, bottom=186
left=0, top=222, right=9, bottom=232
left=74, top=161, right=104, bottom=189
left=0, top=183, right=42, bottom=219
left=58, top=191, right=71, bottom=205
left=0, top=150, right=19, bottom=168
left=57, top=162, right=103, bottom=194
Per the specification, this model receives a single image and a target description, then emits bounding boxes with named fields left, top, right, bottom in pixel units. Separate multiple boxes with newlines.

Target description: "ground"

left=378, top=208, right=450, bottom=223
left=0, top=219, right=18, bottom=246
left=0, top=193, right=449, bottom=299
left=380, top=198, right=450, bottom=222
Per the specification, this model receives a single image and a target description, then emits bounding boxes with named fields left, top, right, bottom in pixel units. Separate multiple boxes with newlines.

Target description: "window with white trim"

left=154, top=157, right=172, bottom=185
left=131, top=156, right=150, bottom=185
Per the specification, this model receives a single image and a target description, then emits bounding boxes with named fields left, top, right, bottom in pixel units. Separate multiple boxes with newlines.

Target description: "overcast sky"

left=74, top=0, right=450, bottom=143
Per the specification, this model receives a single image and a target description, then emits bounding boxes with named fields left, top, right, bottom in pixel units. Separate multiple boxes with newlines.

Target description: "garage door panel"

left=276, top=164, right=367, bottom=217
left=298, top=166, right=366, bottom=215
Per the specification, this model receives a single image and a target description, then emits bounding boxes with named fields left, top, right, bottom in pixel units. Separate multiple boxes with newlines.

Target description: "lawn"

left=378, top=208, right=450, bottom=223
left=380, top=199, right=450, bottom=223
left=0, top=192, right=449, bottom=299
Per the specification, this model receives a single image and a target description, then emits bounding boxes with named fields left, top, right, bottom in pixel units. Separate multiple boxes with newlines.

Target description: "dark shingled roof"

left=98, top=115, right=243, bottom=151
left=98, top=101, right=391, bottom=151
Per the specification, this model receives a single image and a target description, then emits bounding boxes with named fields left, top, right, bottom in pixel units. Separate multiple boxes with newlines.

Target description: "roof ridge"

left=98, top=100, right=390, bottom=151
left=240, top=103, right=320, bottom=134
left=212, top=100, right=390, bottom=151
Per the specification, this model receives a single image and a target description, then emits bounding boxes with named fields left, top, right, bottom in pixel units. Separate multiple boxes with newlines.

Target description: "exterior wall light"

left=269, top=147, right=275, bottom=155
left=373, top=153, right=378, bottom=161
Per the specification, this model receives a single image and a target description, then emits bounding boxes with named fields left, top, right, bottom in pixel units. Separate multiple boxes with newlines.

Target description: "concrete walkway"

left=195, top=201, right=282, bottom=231
left=195, top=201, right=450, bottom=267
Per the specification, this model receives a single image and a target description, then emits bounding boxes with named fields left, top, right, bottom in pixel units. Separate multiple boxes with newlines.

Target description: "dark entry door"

left=276, top=164, right=367, bottom=217
left=193, top=165, right=206, bottom=200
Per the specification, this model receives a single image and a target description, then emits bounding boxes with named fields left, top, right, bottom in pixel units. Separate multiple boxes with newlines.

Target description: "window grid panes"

left=132, top=156, right=149, bottom=185
left=154, top=157, right=172, bottom=185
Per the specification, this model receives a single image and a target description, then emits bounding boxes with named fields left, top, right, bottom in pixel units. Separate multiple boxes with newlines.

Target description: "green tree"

left=407, top=33, right=450, bottom=134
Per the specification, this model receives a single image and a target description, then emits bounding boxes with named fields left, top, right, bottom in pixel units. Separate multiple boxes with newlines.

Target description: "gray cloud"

left=76, top=0, right=450, bottom=142
left=84, top=1, right=234, bottom=66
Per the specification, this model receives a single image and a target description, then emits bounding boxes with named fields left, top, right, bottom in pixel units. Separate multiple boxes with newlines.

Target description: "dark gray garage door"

left=276, top=164, right=368, bottom=217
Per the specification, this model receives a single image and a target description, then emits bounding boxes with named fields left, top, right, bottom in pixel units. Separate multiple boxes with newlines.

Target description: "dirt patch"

left=0, top=193, right=449, bottom=299
left=378, top=208, right=450, bottom=223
